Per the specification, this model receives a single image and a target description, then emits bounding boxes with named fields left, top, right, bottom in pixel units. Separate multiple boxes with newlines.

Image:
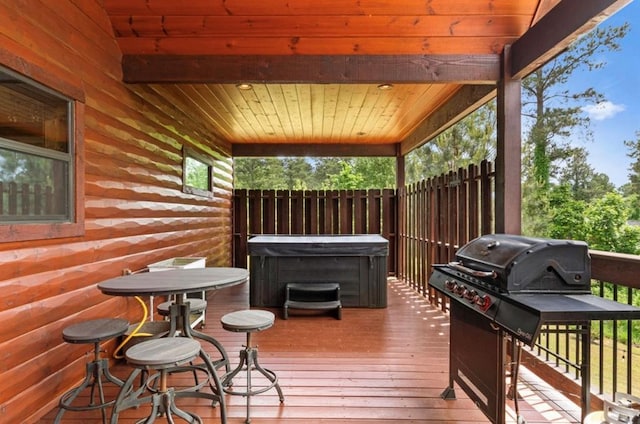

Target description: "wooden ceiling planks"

left=110, top=15, right=532, bottom=38
left=102, top=0, right=540, bottom=16
left=101, top=0, right=626, bottom=154
left=168, top=83, right=461, bottom=145
left=105, top=0, right=538, bottom=57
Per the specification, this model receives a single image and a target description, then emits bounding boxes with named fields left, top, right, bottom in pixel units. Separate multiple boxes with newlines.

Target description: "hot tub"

left=248, top=234, right=389, bottom=308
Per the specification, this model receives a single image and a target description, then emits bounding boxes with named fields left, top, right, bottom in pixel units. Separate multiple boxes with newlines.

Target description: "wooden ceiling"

left=101, top=0, right=627, bottom=156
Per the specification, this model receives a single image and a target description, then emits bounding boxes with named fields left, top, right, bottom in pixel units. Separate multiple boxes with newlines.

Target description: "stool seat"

left=112, top=337, right=209, bottom=424
left=221, top=310, right=275, bottom=332
left=221, top=309, right=283, bottom=424
left=157, top=298, right=207, bottom=314
left=55, top=318, right=129, bottom=424
left=125, top=337, right=201, bottom=368
left=62, top=317, right=129, bottom=344
left=157, top=298, right=207, bottom=329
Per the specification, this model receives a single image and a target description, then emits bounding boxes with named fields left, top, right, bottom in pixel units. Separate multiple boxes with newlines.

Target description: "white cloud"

left=582, top=101, right=626, bottom=121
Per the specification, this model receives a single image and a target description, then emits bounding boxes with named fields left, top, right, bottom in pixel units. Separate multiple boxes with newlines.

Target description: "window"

left=183, top=147, right=214, bottom=197
left=0, top=65, right=83, bottom=241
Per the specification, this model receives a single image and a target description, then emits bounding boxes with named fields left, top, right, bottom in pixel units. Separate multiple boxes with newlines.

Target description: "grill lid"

left=453, top=234, right=590, bottom=293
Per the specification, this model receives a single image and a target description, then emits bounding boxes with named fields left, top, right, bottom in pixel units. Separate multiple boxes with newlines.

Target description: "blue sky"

left=564, top=1, right=640, bottom=187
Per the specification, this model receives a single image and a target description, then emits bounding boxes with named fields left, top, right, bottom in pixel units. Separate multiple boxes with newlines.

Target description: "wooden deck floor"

left=39, top=278, right=582, bottom=424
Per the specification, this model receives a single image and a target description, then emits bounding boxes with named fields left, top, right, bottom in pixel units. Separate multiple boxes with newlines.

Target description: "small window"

left=183, top=147, right=213, bottom=197
left=0, top=67, right=74, bottom=224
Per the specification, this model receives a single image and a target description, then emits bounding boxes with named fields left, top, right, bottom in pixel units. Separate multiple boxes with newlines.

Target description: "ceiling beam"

left=399, top=84, right=496, bottom=155
left=122, top=54, right=500, bottom=84
left=232, top=143, right=398, bottom=157
left=510, top=0, right=632, bottom=78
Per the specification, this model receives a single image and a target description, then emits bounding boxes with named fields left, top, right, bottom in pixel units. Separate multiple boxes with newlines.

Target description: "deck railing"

left=395, top=165, right=640, bottom=405
left=232, top=163, right=640, bottom=406
left=396, top=160, right=494, bottom=300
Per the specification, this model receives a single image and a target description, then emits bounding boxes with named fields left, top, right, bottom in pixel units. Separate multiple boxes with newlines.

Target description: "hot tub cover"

left=248, top=234, right=388, bottom=257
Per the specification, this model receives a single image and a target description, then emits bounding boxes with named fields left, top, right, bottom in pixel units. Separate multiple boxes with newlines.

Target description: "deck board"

left=38, top=278, right=581, bottom=423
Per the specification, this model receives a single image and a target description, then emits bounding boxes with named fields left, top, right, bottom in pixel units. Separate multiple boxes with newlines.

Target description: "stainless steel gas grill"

left=429, top=234, right=640, bottom=424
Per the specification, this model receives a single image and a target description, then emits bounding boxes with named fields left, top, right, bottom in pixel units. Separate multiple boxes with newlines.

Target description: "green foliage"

left=521, top=23, right=629, bottom=233
left=349, top=157, right=396, bottom=189
left=234, top=158, right=287, bottom=189
left=585, top=192, right=630, bottom=251
left=406, top=102, right=496, bottom=183
left=584, top=192, right=640, bottom=254
left=624, top=130, right=640, bottom=197
left=282, top=158, right=313, bottom=190
left=557, top=148, right=615, bottom=202
left=547, top=185, right=587, bottom=240
left=234, top=156, right=395, bottom=190
left=545, top=188, right=640, bottom=255
left=521, top=178, right=551, bottom=237
left=592, top=281, right=640, bottom=345
left=324, top=161, right=365, bottom=189
left=0, top=148, right=57, bottom=186
left=184, top=156, right=210, bottom=190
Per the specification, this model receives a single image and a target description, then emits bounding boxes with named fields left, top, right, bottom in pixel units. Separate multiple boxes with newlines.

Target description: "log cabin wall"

left=0, top=2, right=234, bottom=423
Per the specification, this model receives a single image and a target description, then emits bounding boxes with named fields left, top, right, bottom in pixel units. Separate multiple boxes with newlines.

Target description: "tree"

left=406, top=101, right=496, bottom=184
left=324, top=160, right=365, bottom=189
left=521, top=23, right=629, bottom=236
left=351, top=157, right=395, bottom=189
left=234, top=157, right=287, bottom=189
left=311, top=157, right=343, bottom=188
left=584, top=192, right=640, bottom=254
left=282, top=158, right=313, bottom=190
left=523, top=24, right=629, bottom=188
left=624, top=130, right=640, bottom=195
left=547, top=184, right=587, bottom=240
left=556, top=147, right=614, bottom=202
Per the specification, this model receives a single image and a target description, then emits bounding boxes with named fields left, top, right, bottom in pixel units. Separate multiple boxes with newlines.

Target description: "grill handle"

left=448, top=261, right=497, bottom=279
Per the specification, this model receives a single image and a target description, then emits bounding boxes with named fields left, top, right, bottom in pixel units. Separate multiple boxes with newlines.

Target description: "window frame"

left=182, top=146, right=215, bottom=198
left=0, top=63, right=85, bottom=242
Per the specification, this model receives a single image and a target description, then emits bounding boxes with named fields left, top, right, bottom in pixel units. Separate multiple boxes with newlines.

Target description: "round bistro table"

left=98, top=267, right=249, bottom=424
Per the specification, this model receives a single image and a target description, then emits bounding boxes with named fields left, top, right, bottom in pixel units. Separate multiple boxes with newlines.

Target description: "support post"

left=496, top=45, right=522, bottom=234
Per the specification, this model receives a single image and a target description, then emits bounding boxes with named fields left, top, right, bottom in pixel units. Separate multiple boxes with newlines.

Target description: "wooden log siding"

left=0, top=2, right=235, bottom=423
left=232, top=188, right=397, bottom=273
left=397, top=160, right=495, bottom=304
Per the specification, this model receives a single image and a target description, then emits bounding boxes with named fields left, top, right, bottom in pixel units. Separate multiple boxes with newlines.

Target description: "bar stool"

left=54, top=317, right=129, bottom=424
left=220, top=309, right=284, bottom=424
left=111, top=337, right=206, bottom=424
left=157, top=297, right=207, bottom=328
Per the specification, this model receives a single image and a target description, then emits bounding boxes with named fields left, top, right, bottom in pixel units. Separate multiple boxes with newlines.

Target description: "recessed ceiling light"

left=377, top=83, right=393, bottom=91
left=236, top=83, right=253, bottom=90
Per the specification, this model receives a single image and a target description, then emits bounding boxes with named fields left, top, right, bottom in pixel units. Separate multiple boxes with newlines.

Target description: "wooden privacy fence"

left=0, top=181, right=57, bottom=218
left=232, top=161, right=494, bottom=282
left=232, top=189, right=397, bottom=272
left=397, top=160, right=494, bottom=301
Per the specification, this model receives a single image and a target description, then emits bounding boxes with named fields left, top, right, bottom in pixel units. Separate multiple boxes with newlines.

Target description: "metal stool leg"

left=55, top=342, right=124, bottom=424
left=223, top=332, right=284, bottom=424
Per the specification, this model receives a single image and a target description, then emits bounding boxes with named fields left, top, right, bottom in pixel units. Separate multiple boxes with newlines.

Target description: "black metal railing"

left=539, top=251, right=640, bottom=398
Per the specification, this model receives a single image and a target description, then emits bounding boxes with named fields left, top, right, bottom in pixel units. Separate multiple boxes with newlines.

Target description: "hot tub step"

left=284, top=283, right=342, bottom=320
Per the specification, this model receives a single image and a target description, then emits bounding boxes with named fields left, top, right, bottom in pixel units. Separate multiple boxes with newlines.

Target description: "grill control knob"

left=474, top=294, right=492, bottom=312
left=464, top=289, right=478, bottom=302
left=454, top=284, right=467, bottom=297
left=444, top=280, right=456, bottom=292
